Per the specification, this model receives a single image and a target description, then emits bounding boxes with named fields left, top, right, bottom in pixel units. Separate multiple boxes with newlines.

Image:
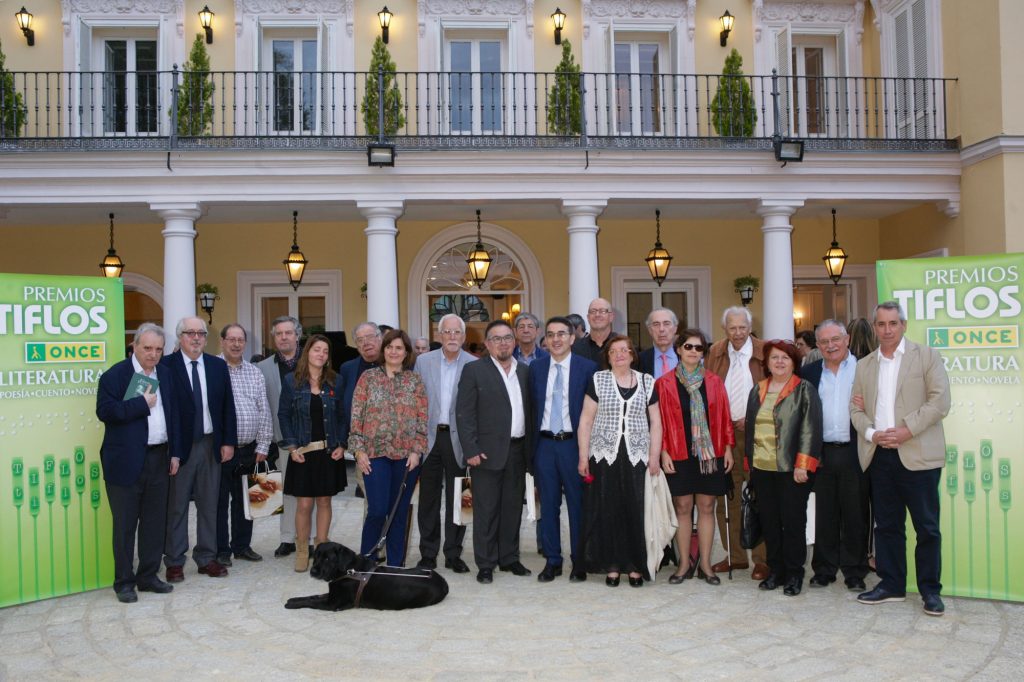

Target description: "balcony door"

left=445, top=33, right=506, bottom=134
left=791, top=36, right=839, bottom=137
left=613, top=36, right=669, bottom=135
left=260, top=29, right=323, bottom=135
left=91, top=31, right=159, bottom=136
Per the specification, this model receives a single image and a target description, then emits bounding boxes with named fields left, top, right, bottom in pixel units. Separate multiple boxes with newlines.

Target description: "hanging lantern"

left=644, top=209, right=673, bottom=286
left=283, top=210, right=308, bottom=290
left=823, top=208, right=848, bottom=285
left=99, top=212, right=125, bottom=278
left=465, top=209, right=492, bottom=289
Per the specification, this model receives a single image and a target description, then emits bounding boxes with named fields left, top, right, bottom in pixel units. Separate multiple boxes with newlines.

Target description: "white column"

left=757, top=200, right=804, bottom=341
left=359, top=201, right=404, bottom=329
left=153, top=202, right=202, bottom=345
left=561, top=200, right=607, bottom=316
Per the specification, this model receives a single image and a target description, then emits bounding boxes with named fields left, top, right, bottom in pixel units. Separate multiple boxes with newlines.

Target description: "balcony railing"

left=0, top=69, right=957, bottom=152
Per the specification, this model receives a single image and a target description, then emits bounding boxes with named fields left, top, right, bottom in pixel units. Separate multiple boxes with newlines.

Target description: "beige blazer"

left=850, top=338, right=951, bottom=472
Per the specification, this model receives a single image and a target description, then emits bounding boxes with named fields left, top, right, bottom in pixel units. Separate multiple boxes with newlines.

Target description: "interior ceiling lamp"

left=198, top=5, right=214, bottom=44
left=719, top=10, right=734, bottom=47
left=99, top=213, right=125, bottom=278
left=378, top=6, right=393, bottom=44
left=283, top=210, right=309, bottom=291
left=822, top=208, right=848, bottom=285
left=645, top=209, right=673, bottom=286
left=551, top=7, right=566, bottom=46
left=16, top=7, right=34, bottom=46
left=465, top=210, right=493, bottom=289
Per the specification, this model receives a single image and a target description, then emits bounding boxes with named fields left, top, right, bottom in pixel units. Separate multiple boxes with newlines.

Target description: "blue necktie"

left=190, top=360, right=204, bottom=442
left=550, top=364, right=564, bottom=434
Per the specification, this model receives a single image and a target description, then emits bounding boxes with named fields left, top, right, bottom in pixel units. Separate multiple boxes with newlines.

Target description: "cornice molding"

left=960, top=135, right=1024, bottom=169
left=418, top=0, right=533, bottom=38
left=62, top=0, right=184, bottom=37
left=754, top=0, right=865, bottom=43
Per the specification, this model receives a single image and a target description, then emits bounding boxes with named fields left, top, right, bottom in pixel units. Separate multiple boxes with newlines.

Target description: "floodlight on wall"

left=644, top=209, right=673, bottom=286
left=378, top=6, right=393, bottom=44
left=99, top=213, right=125, bottom=278
left=198, top=5, right=214, bottom=44
left=283, top=210, right=308, bottom=290
left=551, top=8, right=566, bottom=46
left=719, top=10, right=734, bottom=47
left=465, top=210, right=493, bottom=289
left=774, top=137, right=805, bottom=163
left=822, top=208, right=848, bottom=285
left=16, top=7, right=35, bottom=46
left=367, top=142, right=396, bottom=167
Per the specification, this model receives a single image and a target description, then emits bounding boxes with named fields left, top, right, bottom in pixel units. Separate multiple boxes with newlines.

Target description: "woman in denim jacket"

left=279, top=334, right=347, bottom=572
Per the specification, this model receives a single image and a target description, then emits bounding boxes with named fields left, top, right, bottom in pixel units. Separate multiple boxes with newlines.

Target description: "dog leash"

left=365, top=465, right=412, bottom=560
left=345, top=566, right=432, bottom=608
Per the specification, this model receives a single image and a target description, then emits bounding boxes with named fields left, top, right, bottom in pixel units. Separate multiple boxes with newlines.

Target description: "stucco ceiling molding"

left=418, top=0, right=534, bottom=38
left=754, top=0, right=864, bottom=43
left=62, top=0, right=184, bottom=36
left=234, top=0, right=353, bottom=37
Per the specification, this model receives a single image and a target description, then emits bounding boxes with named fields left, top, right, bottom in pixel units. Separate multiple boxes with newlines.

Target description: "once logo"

left=927, top=326, right=1018, bottom=350
left=25, top=341, right=107, bottom=363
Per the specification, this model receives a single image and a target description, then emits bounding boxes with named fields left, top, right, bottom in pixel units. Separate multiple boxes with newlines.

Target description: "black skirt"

left=580, top=440, right=648, bottom=578
left=283, top=448, right=347, bottom=497
left=665, top=455, right=729, bottom=497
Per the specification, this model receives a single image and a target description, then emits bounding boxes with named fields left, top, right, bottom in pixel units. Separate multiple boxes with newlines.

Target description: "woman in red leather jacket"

left=656, top=329, right=735, bottom=585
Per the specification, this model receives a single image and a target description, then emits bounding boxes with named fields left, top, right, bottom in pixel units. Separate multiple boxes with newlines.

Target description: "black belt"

left=146, top=443, right=168, bottom=452
left=540, top=431, right=574, bottom=441
left=510, top=436, right=526, bottom=443
left=824, top=441, right=851, bottom=447
left=436, top=424, right=450, bottom=432
left=237, top=441, right=256, bottom=449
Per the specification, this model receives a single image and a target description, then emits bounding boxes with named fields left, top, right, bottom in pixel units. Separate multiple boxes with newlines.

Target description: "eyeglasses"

left=817, top=335, right=845, bottom=346
left=223, top=337, right=246, bottom=344
left=181, top=330, right=208, bottom=338
left=545, top=330, right=571, bottom=339
left=588, top=308, right=612, bottom=315
left=440, top=329, right=464, bottom=337
left=487, top=334, right=515, bottom=344
left=681, top=343, right=705, bottom=352
left=355, top=334, right=380, bottom=345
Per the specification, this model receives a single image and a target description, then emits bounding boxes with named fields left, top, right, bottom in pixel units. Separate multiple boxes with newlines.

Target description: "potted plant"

left=361, top=36, right=405, bottom=136
left=733, top=275, right=760, bottom=306
left=547, top=40, right=582, bottom=135
left=711, top=48, right=757, bottom=137
left=196, top=282, right=220, bottom=322
left=0, top=38, right=28, bottom=139
left=174, top=34, right=215, bottom=136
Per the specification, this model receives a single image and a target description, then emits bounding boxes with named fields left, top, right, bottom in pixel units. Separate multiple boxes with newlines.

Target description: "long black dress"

left=580, top=379, right=658, bottom=578
left=664, top=380, right=730, bottom=497
left=283, top=394, right=347, bottom=497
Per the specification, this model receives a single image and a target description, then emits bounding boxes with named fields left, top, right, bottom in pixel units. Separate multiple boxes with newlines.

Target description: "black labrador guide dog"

left=285, top=542, right=449, bottom=611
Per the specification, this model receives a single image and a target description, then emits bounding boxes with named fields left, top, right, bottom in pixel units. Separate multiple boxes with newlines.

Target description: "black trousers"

left=105, top=444, right=169, bottom=593
left=752, top=467, right=814, bottom=581
left=417, top=428, right=467, bottom=562
left=216, top=442, right=256, bottom=555
left=471, top=439, right=526, bottom=570
left=811, top=442, right=870, bottom=580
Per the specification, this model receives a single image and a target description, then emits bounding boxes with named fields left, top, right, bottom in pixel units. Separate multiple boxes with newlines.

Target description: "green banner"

left=877, top=253, right=1022, bottom=601
left=0, top=273, right=123, bottom=608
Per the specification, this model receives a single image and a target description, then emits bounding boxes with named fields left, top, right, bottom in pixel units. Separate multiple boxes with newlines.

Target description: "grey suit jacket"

left=850, top=338, right=951, bottom=472
left=257, top=355, right=284, bottom=443
left=456, top=357, right=532, bottom=472
left=414, top=348, right=476, bottom=466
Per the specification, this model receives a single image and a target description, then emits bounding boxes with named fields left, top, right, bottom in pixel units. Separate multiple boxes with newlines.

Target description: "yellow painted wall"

left=533, top=1, right=581, bottom=73
left=695, top=0, right=753, bottom=76
left=0, top=0, right=62, bottom=71
left=879, top=204, right=961, bottom=259
left=186, top=0, right=235, bottom=71
left=356, top=0, right=417, bottom=71
left=998, top=0, right=1024, bottom=136
left=1005, top=155, right=1024, bottom=253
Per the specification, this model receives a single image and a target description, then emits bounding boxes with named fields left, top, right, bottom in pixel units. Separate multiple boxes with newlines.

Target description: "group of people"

left=96, top=297, right=951, bottom=617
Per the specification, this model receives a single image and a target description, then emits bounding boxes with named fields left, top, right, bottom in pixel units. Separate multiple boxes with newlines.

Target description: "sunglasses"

left=681, top=343, right=705, bottom=352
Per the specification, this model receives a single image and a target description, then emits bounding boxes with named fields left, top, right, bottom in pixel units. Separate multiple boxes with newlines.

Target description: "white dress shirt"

left=820, top=352, right=857, bottom=442
left=725, top=337, right=754, bottom=421
left=438, top=354, right=460, bottom=425
left=181, top=352, right=213, bottom=435
left=541, top=354, right=573, bottom=432
left=491, top=356, right=526, bottom=438
left=866, top=337, right=906, bottom=443
left=132, top=355, right=167, bottom=445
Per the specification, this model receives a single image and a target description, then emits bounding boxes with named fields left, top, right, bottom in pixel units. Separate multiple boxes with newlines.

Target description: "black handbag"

left=740, top=483, right=762, bottom=550
left=230, top=443, right=259, bottom=477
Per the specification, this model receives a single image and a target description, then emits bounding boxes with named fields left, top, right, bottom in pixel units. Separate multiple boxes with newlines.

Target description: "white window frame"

left=260, top=28, right=321, bottom=135
left=877, top=0, right=944, bottom=139
left=611, top=266, right=712, bottom=337
left=443, top=30, right=508, bottom=135
left=91, top=29, right=161, bottom=137
left=236, top=269, right=342, bottom=355
left=612, top=33, right=672, bottom=136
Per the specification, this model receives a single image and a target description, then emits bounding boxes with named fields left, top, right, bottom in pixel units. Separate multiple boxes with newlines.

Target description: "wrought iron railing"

left=0, top=68, right=957, bottom=152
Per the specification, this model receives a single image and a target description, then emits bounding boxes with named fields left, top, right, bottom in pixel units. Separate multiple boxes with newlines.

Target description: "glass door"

left=261, top=31, right=319, bottom=134
left=614, top=40, right=665, bottom=135
left=102, top=38, right=158, bottom=135
left=791, top=36, right=838, bottom=137
left=256, top=287, right=327, bottom=356
left=625, top=288, right=689, bottom=353
left=447, top=37, right=505, bottom=134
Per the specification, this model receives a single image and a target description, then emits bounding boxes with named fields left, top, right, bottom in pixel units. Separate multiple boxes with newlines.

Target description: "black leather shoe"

left=235, top=548, right=263, bottom=562
left=499, top=561, right=531, bottom=576
left=137, top=578, right=173, bottom=594
left=628, top=575, right=644, bottom=587
left=445, top=557, right=470, bottom=574
left=115, top=589, right=138, bottom=603
left=476, top=568, right=493, bottom=584
left=605, top=575, right=620, bottom=587
left=538, top=563, right=563, bottom=582
left=697, top=567, right=721, bottom=586
left=845, top=577, right=866, bottom=592
left=923, top=594, right=945, bottom=616
left=668, top=572, right=687, bottom=585
left=758, top=574, right=780, bottom=591
left=274, top=542, right=296, bottom=558
left=857, top=585, right=906, bottom=605
left=809, top=574, right=834, bottom=588
left=569, top=566, right=587, bottom=582
left=783, top=577, right=803, bottom=596
left=216, top=553, right=233, bottom=567
left=417, top=557, right=437, bottom=570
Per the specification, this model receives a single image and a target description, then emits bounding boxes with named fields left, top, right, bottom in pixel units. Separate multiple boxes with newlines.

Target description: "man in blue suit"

left=529, top=316, right=597, bottom=583
left=161, top=316, right=237, bottom=582
left=96, top=323, right=186, bottom=603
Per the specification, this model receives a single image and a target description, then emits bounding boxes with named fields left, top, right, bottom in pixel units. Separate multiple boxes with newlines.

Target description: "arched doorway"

left=122, top=273, right=164, bottom=355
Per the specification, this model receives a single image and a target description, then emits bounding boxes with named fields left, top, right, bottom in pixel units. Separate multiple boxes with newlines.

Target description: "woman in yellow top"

left=744, top=339, right=822, bottom=596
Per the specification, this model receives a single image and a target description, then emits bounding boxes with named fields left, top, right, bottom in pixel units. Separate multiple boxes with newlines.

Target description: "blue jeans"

left=535, top=437, right=583, bottom=565
left=360, top=457, right=420, bottom=566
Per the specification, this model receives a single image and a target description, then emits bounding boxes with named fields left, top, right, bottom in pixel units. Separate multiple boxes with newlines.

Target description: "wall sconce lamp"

left=823, top=208, right=848, bottom=285
left=719, top=10, right=734, bottom=47
left=197, top=286, right=217, bottom=323
left=773, top=137, right=804, bottom=164
left=378, top=6, right=393, bottom=45
left=465, top=210, right=493, bottom=289
left=551, top=8, right=566, bottom=46
left=367, top=142, right=396, bottom=167
left=645, top=209, right=673, bottom=286
left=16, top=7, right=35, bottom=46
left=283, top=210, right=309, bottom=291
left=198, top=5, right=214, bottom=44
left=734, top=276, right=759, bottom=306
left=99, top=213, right=125, bottom=278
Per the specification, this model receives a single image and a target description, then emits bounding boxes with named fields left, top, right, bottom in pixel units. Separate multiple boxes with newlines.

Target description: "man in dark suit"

left=338, top=321, right=381, bottom=450
left=457, top=320, right=533, bottom=584
left=802, top=319, right=869, bottom=592
left=161, top=316, right=237, bottom=582
left=639, top=307, right=679, bottom=378
left=529, top=317, right=597, bottom=583
left=96, top=323, right=186, bottom=603
left=414, top=314, right=476, bottom=573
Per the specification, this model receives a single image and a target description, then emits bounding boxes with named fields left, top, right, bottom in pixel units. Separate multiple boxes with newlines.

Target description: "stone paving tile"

left=2, top=494, right=1023, bottom=680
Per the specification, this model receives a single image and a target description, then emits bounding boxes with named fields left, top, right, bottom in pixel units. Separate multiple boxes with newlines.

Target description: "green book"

left=124, top=372, right=159, bottom=400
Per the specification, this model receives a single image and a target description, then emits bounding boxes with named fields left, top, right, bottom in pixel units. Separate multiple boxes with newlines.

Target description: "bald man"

left=571, top=298, right=615, bottom=366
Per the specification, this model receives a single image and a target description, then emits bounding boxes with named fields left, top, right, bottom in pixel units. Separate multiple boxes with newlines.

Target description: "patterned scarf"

left=676, top=364, right=717, bottom=474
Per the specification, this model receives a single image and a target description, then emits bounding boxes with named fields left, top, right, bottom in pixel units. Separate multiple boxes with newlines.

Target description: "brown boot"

left=295, top=537, right=310, bottom=572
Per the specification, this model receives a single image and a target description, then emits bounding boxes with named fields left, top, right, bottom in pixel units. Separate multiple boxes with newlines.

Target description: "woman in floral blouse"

left=350, top=328, right=428, bottom=566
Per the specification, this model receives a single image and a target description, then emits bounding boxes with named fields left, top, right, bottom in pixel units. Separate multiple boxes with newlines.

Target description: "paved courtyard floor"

left=2, top=491, right=1022, bottom=681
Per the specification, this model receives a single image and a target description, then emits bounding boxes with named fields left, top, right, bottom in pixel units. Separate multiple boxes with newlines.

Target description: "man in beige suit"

left=850, top=301, right=950, bottom=616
